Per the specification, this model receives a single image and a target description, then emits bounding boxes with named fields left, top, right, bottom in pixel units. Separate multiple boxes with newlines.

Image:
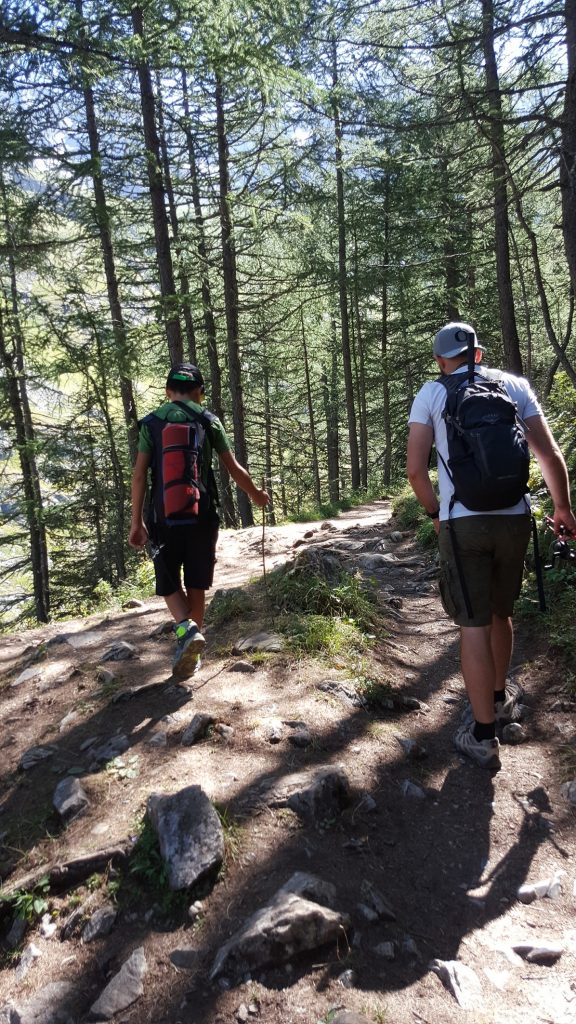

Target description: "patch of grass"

left=280, top=614, right=368, bottom=657
left=559, top=743, right=576, bottom=780
left=356, top=676, right=395, bottom=710
left=206, top=587, right=253, bottom=627
left=214, top=804, right=243, bottom=863
left=268, top=562, right=378, bottom=630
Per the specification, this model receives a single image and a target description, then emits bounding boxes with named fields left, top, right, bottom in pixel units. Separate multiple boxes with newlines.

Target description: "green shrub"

left=268, top=563, right=377, bottom=631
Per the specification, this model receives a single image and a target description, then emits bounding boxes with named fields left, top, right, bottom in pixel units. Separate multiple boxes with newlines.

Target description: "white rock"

left=430, top=959, right=483, bottom=1009
left=560, top=779, right=576, bottom=806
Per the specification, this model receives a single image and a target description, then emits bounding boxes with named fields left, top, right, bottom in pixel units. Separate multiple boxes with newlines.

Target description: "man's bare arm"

left=219, top=450, right=269, bottom=507
left=128, top=451, right=152, bottom=548
left=406, top=423, right=440, bottom=517
left=524, top=415, right=576, bottom=536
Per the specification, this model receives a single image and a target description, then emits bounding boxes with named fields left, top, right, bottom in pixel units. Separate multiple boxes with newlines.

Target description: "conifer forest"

left=1, top=0, right=575, bottom=625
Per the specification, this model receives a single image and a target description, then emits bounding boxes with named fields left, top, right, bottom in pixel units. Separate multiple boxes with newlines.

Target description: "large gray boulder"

left=210, top=890, right=349, bottom=980
left=147, top=785, right=224, bottom=891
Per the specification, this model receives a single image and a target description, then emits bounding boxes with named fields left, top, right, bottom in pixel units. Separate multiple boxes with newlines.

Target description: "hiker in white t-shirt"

left=407, top=322, right=576, bottom=769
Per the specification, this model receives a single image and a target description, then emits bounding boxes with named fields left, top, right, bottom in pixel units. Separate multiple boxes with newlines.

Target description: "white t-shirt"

left=409, top=367, right=543, bottom=520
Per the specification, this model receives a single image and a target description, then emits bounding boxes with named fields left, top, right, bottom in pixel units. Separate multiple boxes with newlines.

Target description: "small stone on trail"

left=188, top=900, right=204, bottom=921
left=53, top=776, right=90, bottom=821
left=5, top=916, right=27, bottom=949
left=230, top=661, right=257, bottom=673
left=337, top=968, right=357, bottom=988
left=430, top=958, right=483, bottom=1009
left=215, top=723, right=234, bottom=741
left=390, top=531, right=403, bottom=542
left=122, top=598, right=144, bottom=609
left=19, top=745, right=56, bottom=770
left=15, top=943, right=41, bottom=981
left=89, top=946, right=147, bottom=1019
left=96, top=667, right=116, bottom=685
left=234, top=632, right=284, bottom=653
left=39, top=913, right=57, bottom=938
left=170, top=948, right=198, bottom=970
left=395, top=735, right=427, bottom=759
left=82, top=904, right=117, bottom=943
left=149, top=620, right=174, bottom=638
left=101, top=641, right=136, bottom=662
left=401, top=779, right=426, bottom=799
left=181, top=713, right=215, bottom=746
left=285, top=721, right=312, bottom=747
left=560, top=779, right=576, bottom=806
left=517, top=869, right=565, bottom=903
left=512, top=941, right=563, bottom=964
left=374, top=941, right=395, bottom=960
left=332, top=1013, right=372, bottom=1024
left=502, top=722, right=525, bottom=744
left=146, top=730, right=168, bottom=747
left=88, top=734, right=130, bottom=769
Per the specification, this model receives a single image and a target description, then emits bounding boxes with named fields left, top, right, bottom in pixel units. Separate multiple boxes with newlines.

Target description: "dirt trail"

left=1, top=500, right=575, bottom=1024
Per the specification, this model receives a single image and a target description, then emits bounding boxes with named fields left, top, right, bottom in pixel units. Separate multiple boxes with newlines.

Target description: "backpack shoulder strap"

left=171, top=401, right=217, bottom=434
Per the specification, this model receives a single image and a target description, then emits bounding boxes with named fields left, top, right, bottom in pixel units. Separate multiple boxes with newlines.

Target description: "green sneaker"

left=172, top=623, right=206, bottom=679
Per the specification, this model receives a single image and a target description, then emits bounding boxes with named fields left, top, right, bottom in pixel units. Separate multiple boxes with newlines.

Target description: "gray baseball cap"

left=433, top=321, right=485, bottom=359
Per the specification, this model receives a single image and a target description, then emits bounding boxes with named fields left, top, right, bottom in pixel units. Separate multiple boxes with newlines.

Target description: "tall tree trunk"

left=181, top=68, right=235, bottom=525
left=131, top=5, right=182, bottom=364
left=323, top=320, right=340, bottom=505
left=481, top=0, right=523, bottom=374
left=262, top=348, right=276, bottom=525
left=215, top=72, right=253, bottom=527
left=440, top=160, right=460, bottom=320
left=381, top=195, right=392, bottom=487
left=352, top=228, right=368, bottom=490
left=560, top=0, right=576, bottom=295
left=301, top=308, right=321, bottom=507
left=76, top=0, right=138, bottom=463
left=331, top=38, right=360, bottom=491
left=156, top=73, right=197, bottom=361
left=0, top=292, right=50, bottom=622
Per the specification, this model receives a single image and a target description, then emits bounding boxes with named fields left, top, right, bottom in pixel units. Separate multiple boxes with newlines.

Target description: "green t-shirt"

left=138, top=400, right=231, bottom=488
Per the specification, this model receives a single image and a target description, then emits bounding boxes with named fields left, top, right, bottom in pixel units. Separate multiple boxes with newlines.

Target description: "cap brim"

left=438, top=343, right=485, bottom=358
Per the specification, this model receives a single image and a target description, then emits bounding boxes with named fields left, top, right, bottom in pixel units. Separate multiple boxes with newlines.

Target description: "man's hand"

left=552, top=507, right=576, bottom=538
left=128, top=522, right=149, bottom=549
left=252, top=488, right=270, bottom=508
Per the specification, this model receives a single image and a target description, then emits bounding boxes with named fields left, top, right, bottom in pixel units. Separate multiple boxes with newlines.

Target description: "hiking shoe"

left=172, top=623, right=206, bottom=678
left=495, top=679, right=525, bottom=724
left=454, top=723, right=501, bottom=770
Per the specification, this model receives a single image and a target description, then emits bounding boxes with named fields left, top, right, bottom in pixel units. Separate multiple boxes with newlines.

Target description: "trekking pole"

left=261, top=475, right=267, bottom=588
left=261, top=475, right=275, bottom=626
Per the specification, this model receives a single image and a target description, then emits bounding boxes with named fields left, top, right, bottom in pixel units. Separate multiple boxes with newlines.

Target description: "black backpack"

left=142, top=402, right=218, bottom=527
left=437, top=367, right=530, bottom=513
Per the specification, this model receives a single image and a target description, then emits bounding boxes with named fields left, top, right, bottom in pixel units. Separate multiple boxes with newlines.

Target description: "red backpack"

left=142, top=402, right=218, bottom=526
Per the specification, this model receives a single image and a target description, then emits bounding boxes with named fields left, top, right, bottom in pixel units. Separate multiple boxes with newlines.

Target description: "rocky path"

left=1, top=500, right=575, bottom=1024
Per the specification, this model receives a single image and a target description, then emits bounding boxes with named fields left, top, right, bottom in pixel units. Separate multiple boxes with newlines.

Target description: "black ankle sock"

left=473, top=721, right=496, bottom=742
left=494, top=688, right=506, bottom=704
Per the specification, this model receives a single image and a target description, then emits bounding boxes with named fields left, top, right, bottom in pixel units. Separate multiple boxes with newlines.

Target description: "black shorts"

left=150, top=517, right=219, bottom=596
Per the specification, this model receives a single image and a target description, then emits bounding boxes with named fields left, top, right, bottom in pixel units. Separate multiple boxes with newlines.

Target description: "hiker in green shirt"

left=129, top=363, right=269, bottom=677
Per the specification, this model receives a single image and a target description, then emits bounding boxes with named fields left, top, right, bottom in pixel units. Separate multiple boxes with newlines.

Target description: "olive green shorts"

left=437, top=515, right=531, bottom=627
